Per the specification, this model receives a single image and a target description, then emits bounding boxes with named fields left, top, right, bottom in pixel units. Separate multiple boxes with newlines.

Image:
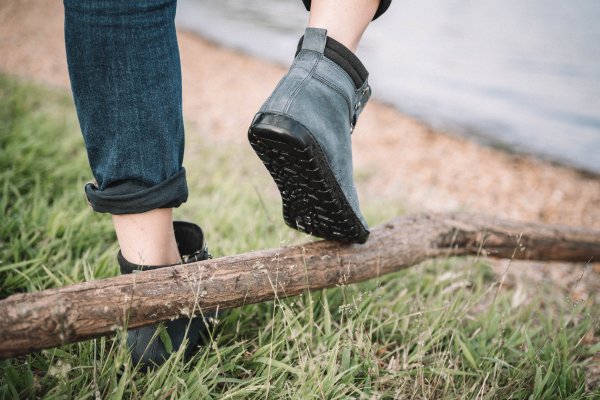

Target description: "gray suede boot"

left=249, top=27, right=371, bottom=244
left=118, top=221, right=213, bottom=370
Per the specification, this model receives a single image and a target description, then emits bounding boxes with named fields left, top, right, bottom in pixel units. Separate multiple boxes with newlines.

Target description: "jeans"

left=65, top=0, right=187, bottom=214
left=64, top=0, right=391, bottom=215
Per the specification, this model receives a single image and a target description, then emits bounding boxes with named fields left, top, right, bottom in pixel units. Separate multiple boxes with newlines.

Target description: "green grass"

left=0, top=74, right=598, bottom=399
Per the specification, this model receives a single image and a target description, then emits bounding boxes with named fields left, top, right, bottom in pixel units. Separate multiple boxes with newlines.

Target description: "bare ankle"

left=112, top=208, right=181, bottom=266
left=307, top=0, right=379, bottom=52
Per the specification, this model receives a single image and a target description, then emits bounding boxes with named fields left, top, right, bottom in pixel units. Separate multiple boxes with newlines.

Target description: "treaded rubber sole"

left=248, top=112, right=369, bottom=244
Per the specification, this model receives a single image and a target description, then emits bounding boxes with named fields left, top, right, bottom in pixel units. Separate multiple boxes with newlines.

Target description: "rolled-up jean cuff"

left=84, top=168, right=188, bottom=215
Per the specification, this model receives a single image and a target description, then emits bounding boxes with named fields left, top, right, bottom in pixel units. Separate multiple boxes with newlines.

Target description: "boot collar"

left=296, top=29, right=369, bottom=89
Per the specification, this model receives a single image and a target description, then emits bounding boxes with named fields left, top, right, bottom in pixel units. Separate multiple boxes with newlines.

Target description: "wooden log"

left=0, top=213, right=599, bottom=360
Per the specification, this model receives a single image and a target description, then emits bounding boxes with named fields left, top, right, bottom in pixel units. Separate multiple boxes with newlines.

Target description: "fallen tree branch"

left=1, top=213, right=598, bottom=359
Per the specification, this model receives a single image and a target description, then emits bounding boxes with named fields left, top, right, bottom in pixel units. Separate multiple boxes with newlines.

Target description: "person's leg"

left=64, top=0, right=186, bottom=266
left=63, top=0, right=209, bottom=368
left=307, top=0, right=379, bottom=51
left=302, top=0, right=392, bottom=26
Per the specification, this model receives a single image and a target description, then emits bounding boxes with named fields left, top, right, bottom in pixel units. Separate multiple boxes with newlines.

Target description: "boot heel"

left=249, top=112, right=369, bottom=244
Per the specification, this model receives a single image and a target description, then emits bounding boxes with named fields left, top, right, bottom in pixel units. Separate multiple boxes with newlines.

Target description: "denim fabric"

left=64, top=0, right=188, bottom=214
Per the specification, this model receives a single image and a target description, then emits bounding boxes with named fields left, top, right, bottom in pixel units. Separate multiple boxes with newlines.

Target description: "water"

left=176, top=0, right=600, bottom=174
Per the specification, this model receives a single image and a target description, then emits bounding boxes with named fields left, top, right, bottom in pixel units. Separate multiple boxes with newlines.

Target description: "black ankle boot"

left=118, top=221, right=213, bottom=369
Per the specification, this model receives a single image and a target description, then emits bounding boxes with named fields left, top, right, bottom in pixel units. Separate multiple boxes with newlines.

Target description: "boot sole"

left=248, top=112, right=369, bottom=244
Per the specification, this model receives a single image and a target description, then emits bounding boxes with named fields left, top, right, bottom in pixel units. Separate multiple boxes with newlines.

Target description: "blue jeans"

left=64, top=0, right=391, bottom=215
left=65, top=0, right=187, bottom=214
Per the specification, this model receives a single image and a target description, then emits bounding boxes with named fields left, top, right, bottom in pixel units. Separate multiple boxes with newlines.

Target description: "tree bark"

left=1, top=213, right=599, bottom=360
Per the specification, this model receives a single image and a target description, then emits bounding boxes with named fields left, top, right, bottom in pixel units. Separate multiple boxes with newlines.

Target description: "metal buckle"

left=183, top=247, right=212, bottom=263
